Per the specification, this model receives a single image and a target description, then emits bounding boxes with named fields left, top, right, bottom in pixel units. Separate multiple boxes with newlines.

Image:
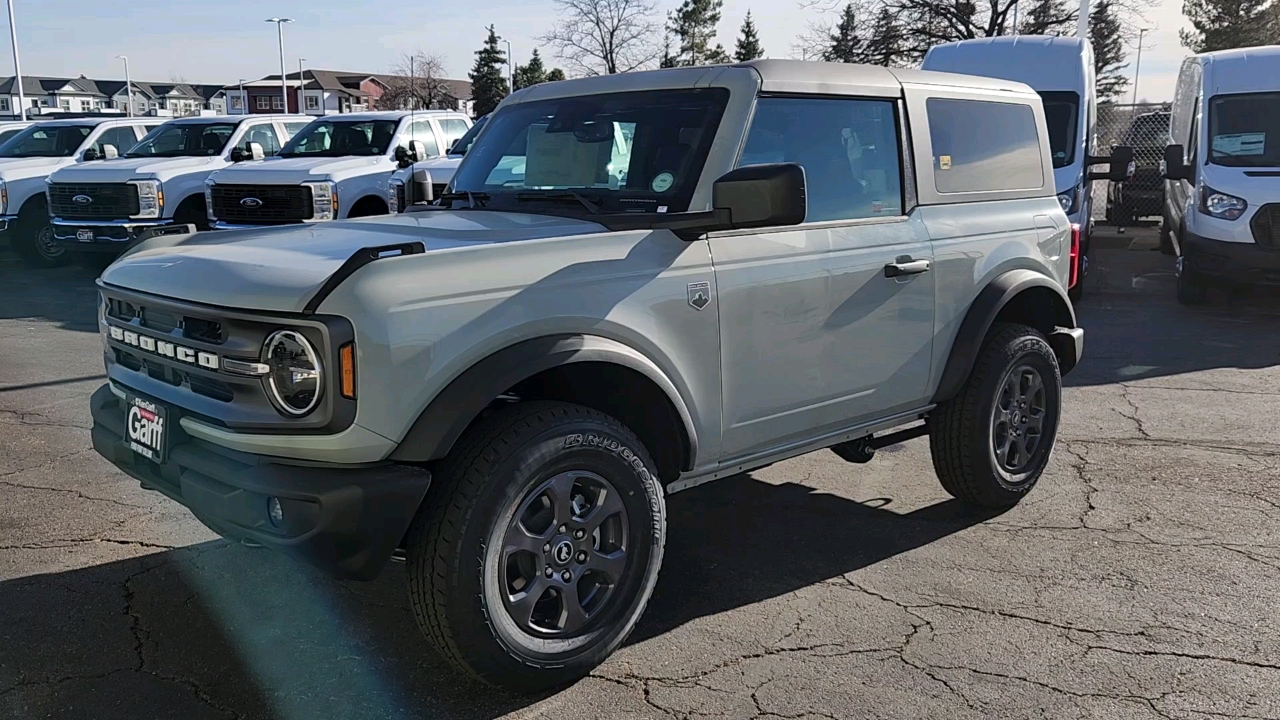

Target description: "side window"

left=243, top=123, right=281, bottom=155
left=440, top=118, right=470, bottom=149
left=926, top=97, right=1044, bottom=194
left=738, top=96, right=903, bottom=223
left=407, top=119, right=441, bottom=157
left=282, top=121, right=311, bottom=140
left=256, top=96, right=271, bottom=110
left=92, top=127, right=142, bottom=155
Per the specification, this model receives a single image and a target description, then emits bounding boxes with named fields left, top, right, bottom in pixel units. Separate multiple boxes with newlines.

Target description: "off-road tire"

left=405, top=401, right=666, bottom=692
left=13, top=202, right=66, bottom=268
left=930, top=324, right=1062, bottom=509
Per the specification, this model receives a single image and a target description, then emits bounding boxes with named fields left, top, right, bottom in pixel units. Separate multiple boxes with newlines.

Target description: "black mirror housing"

left=394, top=145, right=412, bottom=169
left=712, top=163, right=807, bottom=229
left=230, top=146, right=246, bottom=162
left=82, top=148, right=100, bottom=162
left=1087, top=145, right=1136, bottom=182
left=1163, top=144, right=1193, bottom=181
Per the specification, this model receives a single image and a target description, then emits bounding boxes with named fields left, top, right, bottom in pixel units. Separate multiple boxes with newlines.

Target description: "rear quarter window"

left=926, top=97, right=1044, bottom=194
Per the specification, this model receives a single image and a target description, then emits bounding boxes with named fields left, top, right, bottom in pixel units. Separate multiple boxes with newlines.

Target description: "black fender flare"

left=389, top=334, right=699, bottom=468
left=931, top=269, right=1078, bottom=404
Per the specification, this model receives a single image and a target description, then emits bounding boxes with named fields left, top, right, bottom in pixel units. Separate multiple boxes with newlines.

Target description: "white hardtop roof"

left=28, top=116, right=144, bottom=128
left=320, top=110, right=466, bottom=122
left=922, top=35, right=1088, bottom=92
left=162, top=113, right=311, bottom=125
left=502, top=58, right=1034, bottom=105
left=1200, top=45, right=1280, bottom=96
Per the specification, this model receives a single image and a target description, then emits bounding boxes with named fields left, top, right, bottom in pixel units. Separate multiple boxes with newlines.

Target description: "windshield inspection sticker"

left=938, top=155, right=952, bottom=170
left=651, top=172, right=675, bottom=192
left=1213, top=133, right=1266, bottom=156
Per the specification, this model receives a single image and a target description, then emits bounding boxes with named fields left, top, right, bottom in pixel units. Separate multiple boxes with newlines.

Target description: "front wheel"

left=930, top=324, right=1062, bottom=509
left=406, top=401, right=666, bottom=692
left=13, top=206, right=67, bottom=268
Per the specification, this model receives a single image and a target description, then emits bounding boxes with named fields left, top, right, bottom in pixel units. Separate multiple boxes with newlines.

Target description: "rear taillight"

left=1068, top=223, right=1081, bottom=289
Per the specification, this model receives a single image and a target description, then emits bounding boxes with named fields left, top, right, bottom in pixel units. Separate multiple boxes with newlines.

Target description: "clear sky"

left=7, top=0, right=1189, bottom=102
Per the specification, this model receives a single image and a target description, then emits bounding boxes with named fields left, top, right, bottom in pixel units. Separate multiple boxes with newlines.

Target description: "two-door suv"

left=90, top=60, right=1085, bottom=691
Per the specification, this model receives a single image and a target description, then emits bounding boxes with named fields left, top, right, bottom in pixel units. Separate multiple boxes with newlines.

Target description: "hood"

left=209, top=155, right=393, bottom=185
left=395, top=155, right=462, bottom=184
left=100, top=210, right=609, bottom=313
left=0, top=156, right=70, bottom=181
left=48, top=155, right=223, bottom=184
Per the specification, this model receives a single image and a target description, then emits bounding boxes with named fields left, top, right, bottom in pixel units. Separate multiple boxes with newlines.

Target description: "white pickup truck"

left=205, top=110, right=471, bottom=227
left=46, top=114, right=310, bottom=263
left=388, top=114, right=487, bottom=211
left=0, top=116, right=157, bottom=267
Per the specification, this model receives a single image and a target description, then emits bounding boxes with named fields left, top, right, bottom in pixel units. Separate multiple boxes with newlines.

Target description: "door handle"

left=884, top=257, right=931, bottom=278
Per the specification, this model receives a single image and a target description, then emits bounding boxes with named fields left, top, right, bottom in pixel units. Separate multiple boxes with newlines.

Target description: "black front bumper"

left=90, top=384, right=431, bottom=579
left=1183, top=230, right=1280, bottom=286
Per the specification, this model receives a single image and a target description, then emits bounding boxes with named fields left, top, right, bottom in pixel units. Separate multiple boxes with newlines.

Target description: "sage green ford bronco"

left=90, top=60, right=1086, bottom=691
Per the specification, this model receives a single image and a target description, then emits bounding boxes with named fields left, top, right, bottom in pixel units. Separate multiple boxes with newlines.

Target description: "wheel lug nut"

left=573, top=529, right=586, bottom=540
left=576, top=551, right=587, bottom=563
left=544, top=567, right=554, bottom=578
left=543, top=543, right=551, bottom=552
left=561, top=571, right=572, bottom=582
left=558, top=525, right=567, bottom=534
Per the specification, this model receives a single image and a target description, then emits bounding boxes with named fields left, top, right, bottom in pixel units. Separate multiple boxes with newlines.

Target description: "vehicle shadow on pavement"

left=0, top=474, right=993, bottom=720
left=0, top=261, right=101, bottom=333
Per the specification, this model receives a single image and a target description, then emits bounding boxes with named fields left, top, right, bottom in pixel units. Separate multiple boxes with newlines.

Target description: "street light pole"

left=5, top=0, right=25, bottom=119
left=265, top=18, right=293, bottom=113
left=1077, top=0, right=1089, bottom=40
left=1131, top=28, right=1148, bottom=106
left=238, top=78, right=246, bottom=115
left=117, top=55, right=132, bottom=117
left=297, top=57, right=305, bottom=114
left=505, top=39, right=513, bottom=93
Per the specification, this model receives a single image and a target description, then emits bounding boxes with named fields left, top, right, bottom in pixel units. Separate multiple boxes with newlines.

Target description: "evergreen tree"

left=1089, top=0, right=1129, bottom=101
left=1019, top=0, right=1075, bottom=35
left=513, top=49, right=548, bottom=90
left=667, top=0, right=732, bottom=66
left=862, top=7, right=906, bottom=66
left=824, top=3, right=863, bottom=63
left=469, top=25, right=510, bottom=116
left=1181, top=0, right=1280, bottom=51
left=734, top=11, right=765, bottom=61
left=659, top=35, right=680, bottom=67
left=546, top=68, right=567, bottom=82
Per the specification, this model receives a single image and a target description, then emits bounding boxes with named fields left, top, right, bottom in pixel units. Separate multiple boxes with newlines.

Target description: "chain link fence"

left=1090, top=102, right=1171, bottom=224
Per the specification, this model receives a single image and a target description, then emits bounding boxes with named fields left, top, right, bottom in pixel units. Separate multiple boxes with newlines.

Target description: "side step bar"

left=831, top=421, right=930, bottom=464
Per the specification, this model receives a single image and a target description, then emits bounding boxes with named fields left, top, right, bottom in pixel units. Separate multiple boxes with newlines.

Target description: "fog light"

left=267, top=497, right=284, bottom=527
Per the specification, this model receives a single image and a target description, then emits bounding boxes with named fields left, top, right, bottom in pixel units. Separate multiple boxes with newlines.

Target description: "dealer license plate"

left=125, top=393, right=167, bottom=463
left=76, top=229, right=94, bottom=242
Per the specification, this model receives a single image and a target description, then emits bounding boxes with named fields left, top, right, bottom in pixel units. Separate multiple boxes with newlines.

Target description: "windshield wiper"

left=437, top=191, right=491, bottom=209
left=515, top=190, right=601, bottom=215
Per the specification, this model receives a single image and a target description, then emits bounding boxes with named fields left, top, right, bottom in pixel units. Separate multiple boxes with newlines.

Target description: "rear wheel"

left=406, top=401, right=665, bottom=692
left=13, top=202, right=67, bottom=268
left=930, top=324, right=1062, bottom=509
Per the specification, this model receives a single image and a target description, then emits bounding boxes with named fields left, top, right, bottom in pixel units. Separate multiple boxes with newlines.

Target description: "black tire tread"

left=406, top=400, right=658, bottom=684
left=930, top=323, right=1059, bottom=508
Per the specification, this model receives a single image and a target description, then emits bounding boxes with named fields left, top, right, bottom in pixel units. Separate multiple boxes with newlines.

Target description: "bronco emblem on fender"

left=687, top=281, right=710, bottom=310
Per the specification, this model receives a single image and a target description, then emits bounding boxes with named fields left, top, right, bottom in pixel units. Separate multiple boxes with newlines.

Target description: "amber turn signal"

left=339, top=343, right=356, bottom=399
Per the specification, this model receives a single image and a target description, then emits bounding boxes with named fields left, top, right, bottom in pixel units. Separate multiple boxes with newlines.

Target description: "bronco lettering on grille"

left=107, top=325, right=218, bottom=369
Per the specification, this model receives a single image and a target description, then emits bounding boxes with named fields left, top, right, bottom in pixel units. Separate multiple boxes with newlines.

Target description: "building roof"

left=232, top=69, right=472, bottom=101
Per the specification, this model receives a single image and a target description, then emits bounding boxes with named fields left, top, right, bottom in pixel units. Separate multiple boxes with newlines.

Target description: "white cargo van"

left=1162, top=46, right=1280, bottom=304
left=923, top=35, right=1133, bottom=300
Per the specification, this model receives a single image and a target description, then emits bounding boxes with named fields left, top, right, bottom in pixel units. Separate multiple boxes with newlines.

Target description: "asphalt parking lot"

left=3, top=227, right=1280, bottom=720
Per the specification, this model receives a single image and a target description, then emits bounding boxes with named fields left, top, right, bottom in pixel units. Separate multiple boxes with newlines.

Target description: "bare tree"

left=376, top=51, right=459, bottom=111
left=540, top=0, right=663, bottom=75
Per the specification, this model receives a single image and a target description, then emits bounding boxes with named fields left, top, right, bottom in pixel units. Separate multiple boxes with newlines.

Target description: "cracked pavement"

left=3, top=228, right=1280, bottom=720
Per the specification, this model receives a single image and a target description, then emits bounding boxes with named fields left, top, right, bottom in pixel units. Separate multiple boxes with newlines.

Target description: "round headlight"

left=264, top=330, right=322, bottom=417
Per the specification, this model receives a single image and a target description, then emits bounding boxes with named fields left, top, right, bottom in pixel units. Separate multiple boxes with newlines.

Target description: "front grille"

left=48, top=183, right=140, bottom=220
left=210, top=184, right=313, bottom=223
left=106, top=297, right=222, bottom=342
left=1251, top=204, right=1280, bottom=250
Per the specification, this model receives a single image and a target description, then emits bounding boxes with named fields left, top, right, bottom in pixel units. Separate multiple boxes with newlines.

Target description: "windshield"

left=449, top=116, right=488, bottom=156
left=126, top=122, right=239, bottom=158
left=278, top=119, right=400, bottom=157
left=1038, top=91, right=1079, bottom=169
left=450, top=89, right=729, bottom=215
left=0, top=124, right=92, bottom=158
left=1209, top=92, right=1280, bottom=168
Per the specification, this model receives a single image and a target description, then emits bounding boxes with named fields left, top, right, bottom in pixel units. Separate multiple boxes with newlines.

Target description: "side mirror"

left=245, top=142, right=265, bottom=161
left=82, top=147, right=100, bottom=162
left=411, top=168, right=434, bottom=204
left=1163, top=144, right=1193, bottom=181
left=394, top=145, right=412, bottom=169
left=230, top=146, right=245, bottom=162
left=1088, top=145, right=1135, bottom=182
left=102, top=144, right=119, bottom=159
left=712, top=163, right=807, bottom=229
left=409, top=140, right=428, bottom=161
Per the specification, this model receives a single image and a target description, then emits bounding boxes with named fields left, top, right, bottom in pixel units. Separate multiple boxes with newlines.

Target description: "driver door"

left=711, top=95, right=936, bottom=461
